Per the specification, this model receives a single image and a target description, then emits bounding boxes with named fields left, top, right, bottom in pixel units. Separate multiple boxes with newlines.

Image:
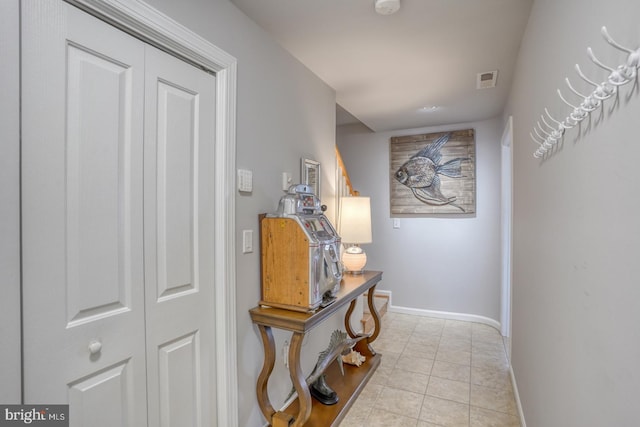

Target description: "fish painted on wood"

left=394, top=133, right=469, bottom=212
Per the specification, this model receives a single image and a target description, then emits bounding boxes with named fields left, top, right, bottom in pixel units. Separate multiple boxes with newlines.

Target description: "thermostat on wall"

left=238, top=169, right=253, bottom=192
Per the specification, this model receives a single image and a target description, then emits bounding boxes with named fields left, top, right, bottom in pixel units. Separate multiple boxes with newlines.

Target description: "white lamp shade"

left=338, top=197, right=372, bottom=244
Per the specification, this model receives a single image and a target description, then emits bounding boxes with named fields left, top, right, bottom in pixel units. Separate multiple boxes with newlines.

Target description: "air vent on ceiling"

left=477, top=70, right=498, bottom=89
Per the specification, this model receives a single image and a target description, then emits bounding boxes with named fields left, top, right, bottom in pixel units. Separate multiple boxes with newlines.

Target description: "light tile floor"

left=340, top=313, right=520, bottom=427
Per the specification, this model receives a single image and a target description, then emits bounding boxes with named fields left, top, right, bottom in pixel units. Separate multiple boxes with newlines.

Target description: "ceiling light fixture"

left=418, top=105, right=439, bottom=112
left=375, top=0, right=400, bottom=15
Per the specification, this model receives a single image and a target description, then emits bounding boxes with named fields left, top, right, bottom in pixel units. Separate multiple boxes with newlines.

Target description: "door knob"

left=88, top=340, right=102, bottom=355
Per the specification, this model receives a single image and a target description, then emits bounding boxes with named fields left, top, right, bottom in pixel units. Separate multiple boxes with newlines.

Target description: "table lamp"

left=337, top=196, right=372, bottom=274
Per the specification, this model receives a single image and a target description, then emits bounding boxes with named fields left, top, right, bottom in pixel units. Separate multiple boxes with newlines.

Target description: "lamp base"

left=342, top=249, right=367, bottom=275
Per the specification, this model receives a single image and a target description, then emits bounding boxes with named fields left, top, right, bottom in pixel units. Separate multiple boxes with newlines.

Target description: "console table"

left=249, top=270, right=383, bottom=427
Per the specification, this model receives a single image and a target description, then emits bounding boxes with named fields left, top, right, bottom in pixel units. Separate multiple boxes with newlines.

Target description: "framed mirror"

left=301, top=158, right=321, bottom=196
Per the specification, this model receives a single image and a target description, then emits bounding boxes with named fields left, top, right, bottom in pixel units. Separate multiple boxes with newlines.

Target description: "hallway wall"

left=504, top=0, right=640, bottom=425
left=337, top=118, right=503, bottom=323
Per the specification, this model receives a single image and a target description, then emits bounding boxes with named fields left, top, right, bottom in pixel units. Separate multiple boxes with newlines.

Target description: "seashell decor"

left=341, top=350, right=366, bottom=367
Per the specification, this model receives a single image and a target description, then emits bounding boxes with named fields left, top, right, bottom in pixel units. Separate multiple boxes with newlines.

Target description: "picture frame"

left=390, top=129, right=476, bottom=215
left=301, top=158, right=321, bottom=196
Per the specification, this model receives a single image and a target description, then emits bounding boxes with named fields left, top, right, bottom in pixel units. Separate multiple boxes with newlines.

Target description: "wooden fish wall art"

left=390, top=129, right=475, bottom=215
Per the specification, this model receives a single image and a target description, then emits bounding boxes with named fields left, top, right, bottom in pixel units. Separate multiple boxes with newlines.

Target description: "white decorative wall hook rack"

left=532, top=26, right=639, bottom=159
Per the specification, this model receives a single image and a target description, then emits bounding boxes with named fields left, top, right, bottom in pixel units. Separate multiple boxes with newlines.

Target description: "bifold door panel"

left=21, top=2, right=217, bottom=425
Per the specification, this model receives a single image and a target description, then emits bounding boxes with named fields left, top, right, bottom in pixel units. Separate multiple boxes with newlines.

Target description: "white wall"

left=0, top=0, right=22, bottom=404
left=505, top=0, right=640, bottom=425
left=337, top=118, right=503, bottom=323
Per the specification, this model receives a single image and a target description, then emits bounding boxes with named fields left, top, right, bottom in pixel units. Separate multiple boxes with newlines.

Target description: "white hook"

left=557, top=89, right=588, bottom=122
left=565, top=78, right=601, bottom=112
left=587, top=47, right=615, bottom=72
left=584, top=97, right=601, bottom=112
left=565, top=77, right=588, bottom=99
left=550, top=131, right=564, bottom=142
left=544, top=109, right=566, bottom=139
left=575, top=64, right=598, bottom=87
left=600, top=26, right=640, bottom=69
left=601, top=26, right=633, bottom=54
left=627, top=50, right=640, bottom=69
left=575, top=64, right=616, bottom=99
left=544, top=108, right=561, bottom=125
left=537, top=122, right=552, bottom=138
left=593, top=81, right=617, bottom=100
left=562, top=115, right=578, bottom=129
left=539, top=116, right=563, bottom=143
left=589, top=46, right=635, bottom=86
left=534, top=125, right=548, bottom=141
left=533, top=127, right=554, bottom=149
left=570, top=108, right=588, bottom=122
left=530, top=132, right=544, bottom=146
left=609, top=69, right=634, bottom=86
left=531, top=129, right=553, bottom=150
left=544, top=108, right=566, bottom=130
left=557, top=89, right=579, bottom=109
left=540, top=115, right=555, bottom=132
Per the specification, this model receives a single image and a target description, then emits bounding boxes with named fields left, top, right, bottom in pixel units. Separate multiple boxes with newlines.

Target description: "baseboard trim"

left=371, top=289, right=392, bottom=298
left=510, top=365, right=526, bottom=427
left=388, top=303, right=502, bottom=332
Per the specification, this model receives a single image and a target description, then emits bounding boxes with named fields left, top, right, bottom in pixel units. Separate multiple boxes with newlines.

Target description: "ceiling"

left=230, top=0, right=532, bottom=132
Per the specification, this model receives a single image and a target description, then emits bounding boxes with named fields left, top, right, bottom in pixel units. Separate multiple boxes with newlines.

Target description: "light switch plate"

left=242, top=229, right=253, bottom=253
left=282, top=172, right=292, bottom=191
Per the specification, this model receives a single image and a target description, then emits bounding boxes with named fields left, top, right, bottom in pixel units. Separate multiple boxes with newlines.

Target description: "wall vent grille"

left=477, top=70, right=498, bottom=89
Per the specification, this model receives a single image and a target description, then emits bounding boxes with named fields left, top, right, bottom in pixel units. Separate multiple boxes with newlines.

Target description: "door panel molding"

left=64, top=1, right=238, bottom=424
left=65, top=42, right=137, bottom=327
left=155, top=81, right=198, bottom=301
left=68, top=360, right=137, bottom=427
left=158, top=332, right=201, bottom=427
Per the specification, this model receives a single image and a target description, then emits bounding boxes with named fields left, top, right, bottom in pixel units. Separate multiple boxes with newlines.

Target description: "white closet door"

left=22, top=2, right=218, bottom=426
left=143, top=45, right=217, bottom=427
left=22, top=2, right=148, bottom=426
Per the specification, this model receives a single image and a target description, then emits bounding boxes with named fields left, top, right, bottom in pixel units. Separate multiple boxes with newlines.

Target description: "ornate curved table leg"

left=344, top=299, right=358, bottom=338
left=367, top=284, right=382, bottom=343
left=289, top=331, right=311, bottom=427
left=345, top=286, right=382, bottom=357
left=256, top=325, right=276, bottom=422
